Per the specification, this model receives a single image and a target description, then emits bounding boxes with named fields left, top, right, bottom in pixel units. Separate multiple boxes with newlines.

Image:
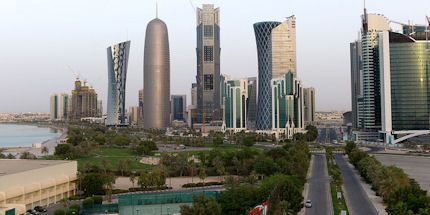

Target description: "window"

left=204, top=74, right=213, bottom=90
left=204, top=46, right=213, bottom=62
left=204, top=25, right=213, bottom=37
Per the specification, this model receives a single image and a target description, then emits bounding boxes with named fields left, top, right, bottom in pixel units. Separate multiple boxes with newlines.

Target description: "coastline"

left=0, top=123, right=68, bottom=157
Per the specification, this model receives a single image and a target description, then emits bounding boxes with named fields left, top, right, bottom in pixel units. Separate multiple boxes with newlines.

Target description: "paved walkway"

left=115, top=176, right=225, bottom=190
left=26, top=128, right=67, bottom=157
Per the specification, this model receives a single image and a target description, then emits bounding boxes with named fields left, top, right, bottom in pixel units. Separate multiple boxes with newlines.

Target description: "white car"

left=305, top=200, right=312, bottom=208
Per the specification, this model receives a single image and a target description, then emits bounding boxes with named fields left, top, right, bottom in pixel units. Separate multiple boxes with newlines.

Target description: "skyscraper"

left=138, top=89, right=144, bottom=125
left=50, top=93, right=69, bottom=120
left=195, top=4, right=222, bottom=124
left=171, top=95, right=186, bottom=122
left=272, top=16, right=297, bottom=78
left=253, top=21, right=281, bottom=130
left=70, top=79, right=98, bottom=120
left=191, top=83, right=197, bottom=106
left=106, top=41, right=131, bottom=126
left=350, top=40, right=362, bottom=129
left=144, top=17, right=170, bottom=129
left=303, top=88, right=315, bottom=123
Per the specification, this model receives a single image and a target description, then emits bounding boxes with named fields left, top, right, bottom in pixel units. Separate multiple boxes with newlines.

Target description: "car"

left=34, top=206, right=47, bottom=212
left=305, top=200, right=312, bottom=208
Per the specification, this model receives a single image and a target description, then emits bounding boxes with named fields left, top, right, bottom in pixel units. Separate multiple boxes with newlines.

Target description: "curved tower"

left=253, top=21, right=281, bottom=130
left=144, top=18, right=170, bottom=129
left=106, top=41, right=130, bottom=126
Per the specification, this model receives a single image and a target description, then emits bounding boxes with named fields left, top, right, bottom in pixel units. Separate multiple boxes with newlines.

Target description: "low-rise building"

left=0, top=160, right=77, bottom=215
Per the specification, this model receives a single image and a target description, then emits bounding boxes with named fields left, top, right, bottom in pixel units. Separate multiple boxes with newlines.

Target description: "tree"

left=212, top=156, right=225, bottom=179
left=6, top=153, right=15, bottom=159
left=136, top=141, right=158, bottom=155
left=252, top=157, right=279, bottom=176
left=267, top=183, right=281, bottom=215
left=188, top=160, right=196, bottom=183
left=103, top=173, right=116, bottom=202
left=345, top=141, right=357, bottom=155
left=59, top=198, right=70, bottom=210
left=217, top=185, right=259, bottom=215
left=199, top=166, right=207, bottom=184
left=213, top=136, right=223, bottom=146
left=180, top=194, right=221, bottom=215
left=224, top=175, right=239, bottom=188
left=55, top=144, right=72, bottom=156
left=20, top=152, right=36, bottom=159
left=54, top=209, right=65, bottom=215
left=280, top=201, right=295, bottom=215
left=100, top=158, right=110, bottom=174
left=41, top=146, right=49, bottom=156
left=129, top=174, right=136, bottom=188
left=82, top=173, right=104, bottom=196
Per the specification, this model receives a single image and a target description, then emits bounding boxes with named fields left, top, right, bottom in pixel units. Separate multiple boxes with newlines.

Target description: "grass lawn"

left=95, top=147, right=139, bottom=156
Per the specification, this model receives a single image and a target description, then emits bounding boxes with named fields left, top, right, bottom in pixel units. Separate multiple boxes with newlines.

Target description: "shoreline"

left=0, top=123, right=68, bottom=156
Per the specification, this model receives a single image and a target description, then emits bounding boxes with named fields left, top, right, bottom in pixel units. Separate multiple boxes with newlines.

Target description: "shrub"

left=69, top=204, right=80, bottom=212
left=92, top=195, right=103, bottom=204
left=66, top=209, right=78, bottom=215
left=82, top=198, right=94, bottom=205
left=54, top=209, right=65, bottom=215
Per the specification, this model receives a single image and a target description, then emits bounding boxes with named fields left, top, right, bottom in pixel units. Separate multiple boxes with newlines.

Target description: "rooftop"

left=0, top=159, right=73, bottom=176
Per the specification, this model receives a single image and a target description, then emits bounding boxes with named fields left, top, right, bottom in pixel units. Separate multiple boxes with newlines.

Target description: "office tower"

left=138, top=89, right=144, bottom=124
left=303, top=88, right=315, bottom=123
left=50, top=94, right=68, bottom=120
left=254, top=21, right=281, bottom=130
left=70, top=79, right=98, bottom=120
left=246, top=77, right=257, bottom=130
left=144, top=17, right=170, bottom=129
left=195, top=4, right=222, bottom=124
left=171, top=95, right=187, bottom=122
left=97, top=100, right=103, bottom=117
left=50, top=94, right=58, bottom=120
left=191, top=83, right=197, bottom=106
left=129, top=106, right=139, bottom=125
left=360, top=12, right=390, bottom=130
left=221, top=75, right=257, bottom=132
left=106, top=41, right=131, bottom=126
left=350, top=41, right=362, bottom=129
left=271, top=71, right=304, bottom=139
left=272, top=16, right=297, bottom=78
left=378, top=29, right=430, bottom=143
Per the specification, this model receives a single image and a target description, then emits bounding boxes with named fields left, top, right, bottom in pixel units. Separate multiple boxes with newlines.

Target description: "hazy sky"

left=0, top=0, right=429, bottom=113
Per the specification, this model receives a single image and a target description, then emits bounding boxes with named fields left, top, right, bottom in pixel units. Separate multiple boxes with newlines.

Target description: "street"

left=335, top=154, right=378, bottom=215
left=305, top=153, right=333, bottom=215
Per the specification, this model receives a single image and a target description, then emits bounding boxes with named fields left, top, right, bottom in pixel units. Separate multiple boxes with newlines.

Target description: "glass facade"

left=253, top=21, right=281, bottom=130
left=390, top=42, right=430, bottom=130
left=107, top=41, right=130, bottom=126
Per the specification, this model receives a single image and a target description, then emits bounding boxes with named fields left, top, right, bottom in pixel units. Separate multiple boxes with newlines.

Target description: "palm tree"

left=60, top=198, right=70, bottom=210
left=100, top=158, right=110, bottom=174
left=199, top=166, right=207, bottom=185
left=41, top=146, right=49, bottom=156
left=188, top=160, right=195, bottom=183
left=129, top=174, right=136, bottom=189
left=103, top=173, right=116, bottom=202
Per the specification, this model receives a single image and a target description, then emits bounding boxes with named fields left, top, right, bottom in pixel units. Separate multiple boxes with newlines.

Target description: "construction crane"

left=389, top=20, right=418, bottom=35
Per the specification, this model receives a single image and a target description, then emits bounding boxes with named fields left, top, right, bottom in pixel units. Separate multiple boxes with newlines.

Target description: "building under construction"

left=69, top=78, right=99, bottom=120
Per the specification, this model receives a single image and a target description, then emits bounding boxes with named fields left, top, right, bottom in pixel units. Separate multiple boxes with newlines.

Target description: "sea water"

left=0, top=124, right=61, bottom=148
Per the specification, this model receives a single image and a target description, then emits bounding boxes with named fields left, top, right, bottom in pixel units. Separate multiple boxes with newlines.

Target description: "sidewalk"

left=299, top=154, right=314, bottom=215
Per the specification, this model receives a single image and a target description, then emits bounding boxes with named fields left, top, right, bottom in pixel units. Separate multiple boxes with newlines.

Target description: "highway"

left=335, top=154, right=378, bottom=215
left=305, top=153, right=333, bottom=215
left=316, top=127, right=339, bottom=144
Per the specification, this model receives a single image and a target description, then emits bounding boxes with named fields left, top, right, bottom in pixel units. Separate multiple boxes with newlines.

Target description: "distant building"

left=129, top=106, right=139, bottom=125
left=50, top=93, right=69, bottom=120
left=171, top=95, right=186, bottom=122
left=221, top=75, right=257, bottom=132
left=0, top=160, right=77, bottom=214
left=70, top=79, right=98, bottom=120
left=138, top=89, right=144, bottom=125
left=271, top=71, right=304, bottom=139
left=191, top=83, right=197, bottom=106
left=303, top=88, right=315, bottom=124
left=97, top=100, right=103, bottom=117
left=144, top=17, right=171, bottom=129
left=106, top=41, right=131, bottom=126
left=195, top=4, right=222, bottom=124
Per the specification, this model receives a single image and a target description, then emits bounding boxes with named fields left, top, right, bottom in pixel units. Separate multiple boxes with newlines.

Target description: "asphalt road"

left=316, top=128, right=327, bottom=144
left=335, top=154, right=378, bottom=215
left=305, top=153, right=333, bottom=215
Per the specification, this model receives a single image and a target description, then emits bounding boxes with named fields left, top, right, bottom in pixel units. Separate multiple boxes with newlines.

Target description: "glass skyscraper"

left=107, top=41, right=130, bottom=126
left=253, top=21, right=281, bottom=130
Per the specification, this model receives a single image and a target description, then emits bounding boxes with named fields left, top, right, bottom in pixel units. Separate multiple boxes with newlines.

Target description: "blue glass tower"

left=253, top=21, right=281, bottom=130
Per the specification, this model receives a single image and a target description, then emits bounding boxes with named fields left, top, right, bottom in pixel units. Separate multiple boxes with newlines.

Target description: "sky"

left=0, top=0, right=429, bottom=113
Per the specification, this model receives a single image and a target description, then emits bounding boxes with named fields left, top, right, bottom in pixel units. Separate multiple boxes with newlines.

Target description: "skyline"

left=1, top=0, right=429, bottom=113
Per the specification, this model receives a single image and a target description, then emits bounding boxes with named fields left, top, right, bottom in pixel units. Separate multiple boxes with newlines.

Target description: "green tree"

left=129, top=174, right=136, bottom=188
left=59, top=198, right=70, bottom=210
left=345, top=141, right=357, bottom=155
left=41, top=146, right=49, bottom=156
left=82, top=173, right=104, bottom=196
left=180, top=194, right=221, bottom=215
left=136, top=140, right=158, bottom=155
left=55, top=144, right=72, bottom=156
left=253, top=157, right=279, bottom=176
left=217, top=185, right=259, bottom=215
left=199, top=166, right=207, bottom=184
left=54, top=209, right=65, bottom=215
left=213, top=136, right=223, bottom=146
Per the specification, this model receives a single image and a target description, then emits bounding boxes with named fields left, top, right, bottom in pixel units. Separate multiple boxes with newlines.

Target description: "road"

left=335, top=154, right=378, bottom=215
left=316, top=127, right=339, bottom=144
left=305, top=153, right=333, bottom=215
left=316, top=128, right=327, bottom=144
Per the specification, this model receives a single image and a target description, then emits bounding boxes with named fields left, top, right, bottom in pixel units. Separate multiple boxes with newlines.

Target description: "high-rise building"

left=50, top=93, right=69, bottom=120
left=144, top=17, right=170, bottom=129
left=378, top=29, right=430, bottom=143
left=221, top=75, right=257, bottom=132
left=97, top=100, right=103, bottom=117
left=138, top=89, right=144, bottom=125
left=70, top=79, right=98, bottom=120
left=253, top=21, right=281, bottom=130
left=195, top=4, right=222, bottom=124
left=350, top=40, right=363, bottom=129
left=129, top=106, right=139, bottom=125
left=272, top=16, right=297, bottom=78
left=246, top=77, right=257, bottom=130
left=360, top=13, right=390, bottom=130
left=271, top=71, right=304, bottom=139
left=171, top=95, right=186, bottom=122
left=303, top=88, right=315, bottom=123
left=106, top=41, right=130, bottom=126
left=191, top=83, right=197, bottom=106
